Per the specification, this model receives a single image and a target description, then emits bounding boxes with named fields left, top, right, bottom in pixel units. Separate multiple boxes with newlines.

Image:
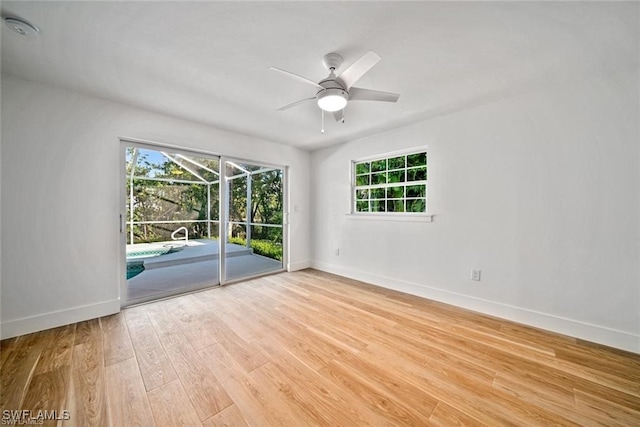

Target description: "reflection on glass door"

left=223, top=160, right=285, bottom=282
left=124, top=145, right=220, bottom=303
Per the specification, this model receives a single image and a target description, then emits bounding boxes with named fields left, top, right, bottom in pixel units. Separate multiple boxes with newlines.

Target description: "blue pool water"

left=127, top=263, right=145, bottom=280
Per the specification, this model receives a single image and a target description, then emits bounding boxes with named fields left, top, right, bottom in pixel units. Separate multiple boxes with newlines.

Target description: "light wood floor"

left=2, top=269, right=639, bottom=426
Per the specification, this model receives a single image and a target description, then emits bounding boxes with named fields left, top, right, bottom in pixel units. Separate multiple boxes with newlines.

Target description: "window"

left=353, top=150, right=427, bottom=214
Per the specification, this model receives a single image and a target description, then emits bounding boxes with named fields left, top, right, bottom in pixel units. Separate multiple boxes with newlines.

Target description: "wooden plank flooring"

left=1, top=269, right=639, bottom=426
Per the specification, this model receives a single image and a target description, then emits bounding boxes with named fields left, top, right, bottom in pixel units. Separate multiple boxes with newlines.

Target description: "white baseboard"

left=288, top=259, right=311, bottom=272
left=1, top=299, right=121, bottom=339
left=311, top=261, right=640, bottom=354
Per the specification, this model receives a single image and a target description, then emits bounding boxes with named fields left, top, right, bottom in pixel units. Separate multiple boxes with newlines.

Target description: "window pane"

left=371, top=200, right=386, bottom=212
left=371, top=159, right=386, bottom=172
left=387, top=200, right=405, bottom=212
left=386, top=186, right=405, bottom=199
left=406, top=184, right=425, bottom=198
left=356, top=175, right=369, bottom=186
left=356, top=201, right=369, bottom=212
left=371, top=172, right=387, bottom=185
left=407, top=152, right=427, bottom=167
left=407, top=167, right=426, bottom=182
left=371, top=188, right=385, bottom=199
left=387, top=170, right=405, bottom=183
left=356, top=189, right=369, bottom=200
left=353, top=150, right=428, bottom=216
left=388, top=156, right=405, bottom=170
left=407, top=198, right=426, bottom=212
left=355, top=162, right=370, bottom=175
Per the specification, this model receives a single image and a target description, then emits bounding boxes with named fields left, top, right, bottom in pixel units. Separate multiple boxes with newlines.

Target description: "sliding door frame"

left=119, top=137, right=289, bottom=306
left=219, top=155, right=289, bottom=285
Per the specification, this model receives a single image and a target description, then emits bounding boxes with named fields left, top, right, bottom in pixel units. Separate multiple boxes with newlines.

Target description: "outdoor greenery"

left=227, top=163, right=283, bottom=244
left=353, top=151, right=427, bottom=213
left=126, top=148, right=283, bottom=260
left=228, top=237, right=283, bottom=261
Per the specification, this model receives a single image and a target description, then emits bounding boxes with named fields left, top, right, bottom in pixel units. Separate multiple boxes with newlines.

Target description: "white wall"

left=2, top=67, right=638, bottom=353
left=311, top=68, right=640, bottom=353
left=1, top=75, right=311, bottom=339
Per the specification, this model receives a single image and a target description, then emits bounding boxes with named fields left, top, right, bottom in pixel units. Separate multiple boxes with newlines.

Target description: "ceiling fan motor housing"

left=322, top=53, right=343, bottom=71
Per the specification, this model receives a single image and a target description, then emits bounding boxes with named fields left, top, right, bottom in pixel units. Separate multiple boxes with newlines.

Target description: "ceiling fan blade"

left=277, top=97, right=316, bottom=111
left=336, top=51, right=381, bottom=89
left=333, top=109, right=344, bottom=123
left=349, top=87, right=400, bottom=103
left=269, top=66, right=323, bottom=89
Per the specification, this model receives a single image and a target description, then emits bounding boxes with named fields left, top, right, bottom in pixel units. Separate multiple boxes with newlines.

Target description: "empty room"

left=1, top=1, right=639, bottom=426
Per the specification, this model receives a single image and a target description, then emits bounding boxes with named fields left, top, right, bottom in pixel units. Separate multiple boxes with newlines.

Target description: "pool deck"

left=129, top=239, right=253, bottom=270
left=126, top=239, right=283, bottom=303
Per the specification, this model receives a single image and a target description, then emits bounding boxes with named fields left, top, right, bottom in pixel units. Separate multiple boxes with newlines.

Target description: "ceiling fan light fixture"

left=317, top=89, right=348, bottom=112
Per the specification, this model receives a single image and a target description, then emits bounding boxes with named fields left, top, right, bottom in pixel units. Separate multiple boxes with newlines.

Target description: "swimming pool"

left=126, top=243, right=184, bottom=279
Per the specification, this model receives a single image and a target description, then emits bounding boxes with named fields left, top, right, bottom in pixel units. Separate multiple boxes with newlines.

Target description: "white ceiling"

left=1, top=1, right=637, bottom=150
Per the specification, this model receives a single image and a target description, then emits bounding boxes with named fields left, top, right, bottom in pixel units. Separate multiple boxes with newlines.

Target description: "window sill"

left=346, top=213, right=434, bottom=222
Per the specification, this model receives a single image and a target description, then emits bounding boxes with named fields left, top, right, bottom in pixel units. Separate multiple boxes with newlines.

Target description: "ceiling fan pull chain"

left=321, top=110, right=325, bottom=134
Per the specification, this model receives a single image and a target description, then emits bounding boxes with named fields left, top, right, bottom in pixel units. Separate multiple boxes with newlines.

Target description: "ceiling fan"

left=270, top=51, right=400, bottom=133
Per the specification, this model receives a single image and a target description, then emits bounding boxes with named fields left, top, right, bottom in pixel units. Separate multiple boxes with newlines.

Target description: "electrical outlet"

left=471, top=269, right=481, bottom=281
left=334, top=248, right=340, bottom=256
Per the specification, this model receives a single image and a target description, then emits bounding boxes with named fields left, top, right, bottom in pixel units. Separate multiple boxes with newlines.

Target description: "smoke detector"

left=3, top=16, right=39, bottom=40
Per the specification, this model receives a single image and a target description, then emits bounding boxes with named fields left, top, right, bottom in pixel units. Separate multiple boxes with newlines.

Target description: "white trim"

left=120, top=141, right=128, bottom=305
left=310, top=261, right=640, bottom=354
left=282, top=165, right=290, bottom=275
left=120, top=136, right=223, bottom=159
left=1, top=299, right=120, bottom=340
left=288, top=260, right=312, bottom=271
left=219, top=155, right=228, bottom=284
left=346, top=213, right=434, bottom=222
left=352, top=145, right=429, bottom=163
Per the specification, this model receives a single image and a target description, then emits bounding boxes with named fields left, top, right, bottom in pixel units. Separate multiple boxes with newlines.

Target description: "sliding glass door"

left=124, top=144, right=221, bottom=304
left=122, top=142, right=287, bottom=305
left=222, top=159, right=286, bottom=282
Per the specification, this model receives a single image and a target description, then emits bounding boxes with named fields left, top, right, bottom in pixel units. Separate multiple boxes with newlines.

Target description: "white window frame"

left=348, top=146, right=433, bottom=222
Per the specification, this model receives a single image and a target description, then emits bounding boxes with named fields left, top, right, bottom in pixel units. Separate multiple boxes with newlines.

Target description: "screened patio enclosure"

left=124, top=146, right=284, bottom=303
left=126, top=147, right=220, bottom=245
